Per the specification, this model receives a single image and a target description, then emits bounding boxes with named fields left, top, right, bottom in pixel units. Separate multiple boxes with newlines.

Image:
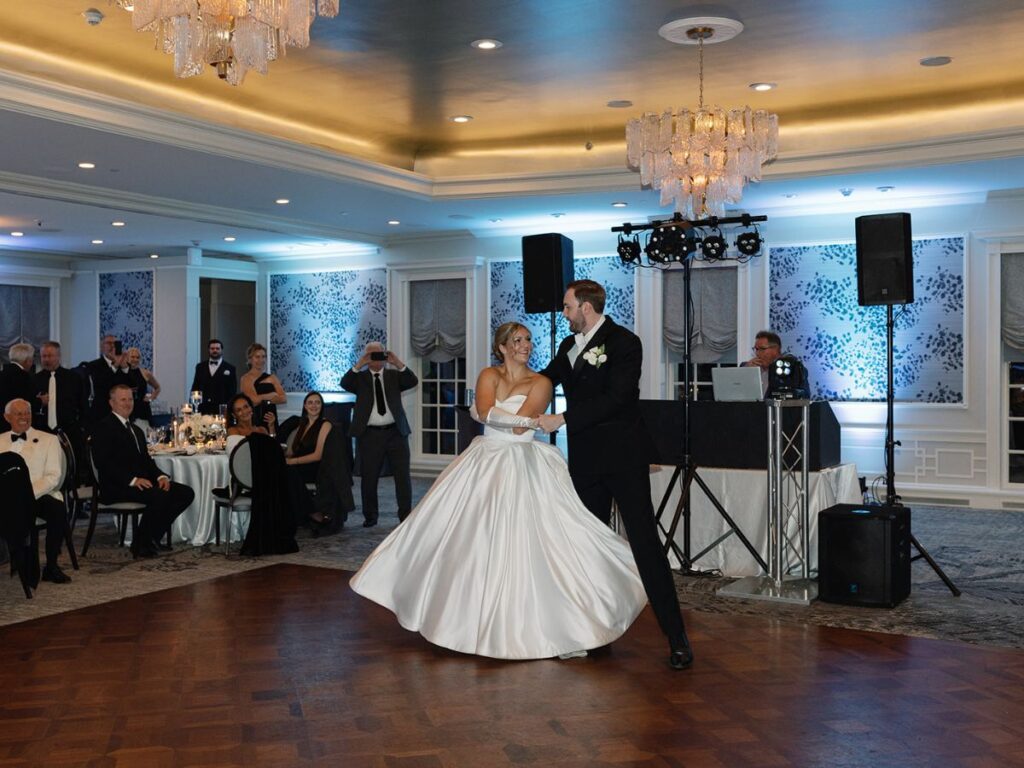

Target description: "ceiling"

left=2, top=0, right=1024, bottom=262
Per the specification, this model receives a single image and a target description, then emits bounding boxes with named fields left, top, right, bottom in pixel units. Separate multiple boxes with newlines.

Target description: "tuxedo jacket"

left=540, top=316, right=650, bottom=475
left=32, top=367, right=84, bottom=433
left=0, top=363, right=34, bottom=433
left=340, top=367, right=418, bottom=438
left=83, top=357, right=129, bottom=425
left=90, top=413, right=166, bottom=498
left=190, top=360, right=238, bottom=414
left=0, top=427, right=63, bottom=501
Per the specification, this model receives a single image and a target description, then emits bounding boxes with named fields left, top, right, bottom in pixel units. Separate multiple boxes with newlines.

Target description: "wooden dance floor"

left=2, top=564, right=1024, bottom=767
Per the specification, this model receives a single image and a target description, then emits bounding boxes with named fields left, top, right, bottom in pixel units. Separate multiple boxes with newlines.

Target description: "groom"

left=538, top=279, right=693, bottom=670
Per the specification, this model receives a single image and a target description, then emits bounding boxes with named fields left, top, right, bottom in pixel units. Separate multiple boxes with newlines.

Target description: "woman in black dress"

left=126, top=346, right=161, bottom=427
left=239, top=343, right=286, bottom=426
left=285, top=391, right=333, bottom=530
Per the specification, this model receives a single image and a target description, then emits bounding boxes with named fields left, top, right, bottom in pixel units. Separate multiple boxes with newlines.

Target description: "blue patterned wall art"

left=270, top=269, right=387, bottom=391
left=770, top=237, right=964, bottom=402
left=99, top=270, right=154, bottom=367
left=490, top=256, right=636, bottom=370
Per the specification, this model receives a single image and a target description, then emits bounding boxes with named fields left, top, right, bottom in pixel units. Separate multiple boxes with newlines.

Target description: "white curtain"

left=663, top=266, right=737, bottom=363
left=410, top=279, right=467, bottom=362
left=1002, top=253, right=1024, bottom=351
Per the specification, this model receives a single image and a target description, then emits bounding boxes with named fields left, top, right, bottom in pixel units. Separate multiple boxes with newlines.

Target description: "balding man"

left=340, top=342, right=418, bottom=526
left=0, top=343, right=35, bottom=435
left=1, top=398, right=71, bottom=583
left=83, top=334, right=129, bottom=429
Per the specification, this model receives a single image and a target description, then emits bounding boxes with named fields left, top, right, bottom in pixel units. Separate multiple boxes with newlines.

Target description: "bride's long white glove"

left=482, top=405, right=539, bottom=430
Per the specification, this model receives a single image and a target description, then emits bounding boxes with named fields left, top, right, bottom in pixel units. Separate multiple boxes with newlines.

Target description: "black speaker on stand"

left=522, top=233, right=574, bottom=445
left=855, top=212, right=914, bottom=306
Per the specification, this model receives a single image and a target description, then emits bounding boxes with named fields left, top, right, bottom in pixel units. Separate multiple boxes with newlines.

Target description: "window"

left=1009, top=362, right=1024, bottom=484
left=420, top=357, right=467, bottom=456
left=669, top=360, right=737, bottom=401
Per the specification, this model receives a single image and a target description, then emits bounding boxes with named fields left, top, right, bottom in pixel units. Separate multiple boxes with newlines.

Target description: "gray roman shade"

left=1002, top=253, right=1024, bottom=351
left=663, top=266, right=737, bottom=363
left=0, top=284, right=49, bottom=364
left=410, top=279, right=467, bottom=362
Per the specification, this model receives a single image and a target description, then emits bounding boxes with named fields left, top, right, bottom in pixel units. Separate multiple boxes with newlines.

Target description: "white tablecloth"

left=153, top=452, right=245, bottom=545
left=649, top=462, right=861, bottom=577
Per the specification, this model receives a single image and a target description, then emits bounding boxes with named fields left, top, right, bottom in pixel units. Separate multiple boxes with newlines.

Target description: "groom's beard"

left=568, top=317, right=583, bottom=333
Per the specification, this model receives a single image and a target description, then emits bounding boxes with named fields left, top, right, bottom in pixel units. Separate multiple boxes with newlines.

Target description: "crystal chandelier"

left=626, top=17, right=778, bottom=219
left=118, top=0, right=340, bottom=86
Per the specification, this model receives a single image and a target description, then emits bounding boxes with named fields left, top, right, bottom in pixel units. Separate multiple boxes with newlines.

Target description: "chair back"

left=229, top=437, right=254, bottom=492
left=56, top=430, right=76, bottom=496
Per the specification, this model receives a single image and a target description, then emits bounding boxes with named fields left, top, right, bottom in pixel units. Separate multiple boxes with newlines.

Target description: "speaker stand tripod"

left=883, top=305, right=960, bottom=596
left=654, top=255, right=767, bottom=576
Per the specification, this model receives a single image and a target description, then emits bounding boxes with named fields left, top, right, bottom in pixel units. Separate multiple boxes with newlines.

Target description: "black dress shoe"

left=41, top=564, right=72, bottom=584
left=131, top=543, right=159, bottom=559
left=362, top=518, right=377, bottom=528
left=669, top=638, right=694, bottom=670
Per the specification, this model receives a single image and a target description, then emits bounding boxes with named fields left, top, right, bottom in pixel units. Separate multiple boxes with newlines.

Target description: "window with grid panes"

left=1009, top=362, right=1024, bottom=484
left=668, top=360, right=737, bottom=401
left=420, top=357, right=467, bottom=456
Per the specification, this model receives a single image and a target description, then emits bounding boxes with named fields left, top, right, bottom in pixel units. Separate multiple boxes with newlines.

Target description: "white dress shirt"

left=567, top=314, right=606, bottom=368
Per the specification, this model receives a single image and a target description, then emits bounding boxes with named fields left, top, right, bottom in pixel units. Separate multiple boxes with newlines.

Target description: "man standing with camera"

left=83, top=334, right=130, bottom=429
left=340, top=342, right=418, bottom=526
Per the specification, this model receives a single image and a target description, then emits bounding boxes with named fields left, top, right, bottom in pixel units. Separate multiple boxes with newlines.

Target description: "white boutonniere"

left=583, top=344, right=607, bottom=368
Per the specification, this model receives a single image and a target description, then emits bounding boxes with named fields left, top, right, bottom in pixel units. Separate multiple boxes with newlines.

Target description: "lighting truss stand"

left=883, top=305, right=960, bottom=596
left=718, top=398, right=817, bottom=605
left=653, top=255, right=768, bottom=576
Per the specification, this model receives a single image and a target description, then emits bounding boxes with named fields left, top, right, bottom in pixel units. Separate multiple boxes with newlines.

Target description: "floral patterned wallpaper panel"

left=270, top=269, right=387, bottom=391
left=490, top=256, right=636, bottom=370
left=770, top=237, right=964, bottom=402
left=99, top=270, right=154, bottom=366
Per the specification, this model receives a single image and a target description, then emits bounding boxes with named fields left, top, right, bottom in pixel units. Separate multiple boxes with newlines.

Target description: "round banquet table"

left=152, top=451, right=247, bottom=545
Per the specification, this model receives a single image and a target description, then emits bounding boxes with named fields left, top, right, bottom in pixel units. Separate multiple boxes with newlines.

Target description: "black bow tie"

left=10, top=433, right=26, bottom=442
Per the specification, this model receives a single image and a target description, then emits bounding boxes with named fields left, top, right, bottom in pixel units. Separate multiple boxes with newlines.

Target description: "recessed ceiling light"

left=10, top=231, right=24, bottom=237
left=611, top=202, right=628, bottom=208
left=449, top=115, right=473, bottom=123
left=275, top=198, right=290, bottom=205
left=77, top=162, right=96, bottom=169
left=149, top=253, right=159, bottom=259
left=551, top=213, right=565, bottom=218
left=876, top=185, right=895, bottom=193
left=920, top=56, right=952, bottom=67
left=91, top=239, right=104, bottom=244
left=223, top=236, right=237, bottom=242
left=749, top=82, right=776, bottom=92
left=606, top=100, right=633, bottom=108
left=111, top=221, right=126, bottom=227
left=471, top=39, right=502, bottom=50
left=387, top=219, right=401, bottom=226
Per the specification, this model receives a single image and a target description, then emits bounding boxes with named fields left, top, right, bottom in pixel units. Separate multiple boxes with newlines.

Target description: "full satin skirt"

left=350, top=435, right=647, bottom=660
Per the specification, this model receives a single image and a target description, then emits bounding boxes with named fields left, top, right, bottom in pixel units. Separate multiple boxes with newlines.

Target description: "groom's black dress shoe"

left=668, top=637, right=694, bottom=670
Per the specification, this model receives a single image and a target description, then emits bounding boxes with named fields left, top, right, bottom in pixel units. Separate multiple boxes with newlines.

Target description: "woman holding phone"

left=239, top=343, right=287, bottom=428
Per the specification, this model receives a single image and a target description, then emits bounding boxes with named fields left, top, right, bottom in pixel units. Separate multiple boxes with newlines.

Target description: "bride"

left=349, top=321, right=647, bottom=660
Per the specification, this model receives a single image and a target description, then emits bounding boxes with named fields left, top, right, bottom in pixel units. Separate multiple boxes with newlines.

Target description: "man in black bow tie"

left=538, top=279, right=693, bottom=671
left=1, top=398, right=72, bottom=583
left=90, top=384, right=194, bottom=558
left=190, top=339, right=238, bottom=415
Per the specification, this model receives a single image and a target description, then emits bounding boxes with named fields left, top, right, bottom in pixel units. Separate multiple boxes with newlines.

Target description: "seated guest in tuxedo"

left=1, top=343, right=36, bottom=434
left=340, top=343, right=418, bottom=526
left=0, top=398, right=71, bottom=583
left=741, top=330, right=783, bottom=396
left=284, top=391, right=333, bottom=530
left=240, top=343, right=287, bottom=427
left=125, top=347, right=161, bottom=428
left=83, top=334, right=130, bottom=430
left=91, top=384, right=194, bottom=559
left=190, top=339, right=237, bottom=416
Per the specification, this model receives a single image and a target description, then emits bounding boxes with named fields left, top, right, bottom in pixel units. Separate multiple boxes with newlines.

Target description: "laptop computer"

left=711, top=366, right=765, bottom=402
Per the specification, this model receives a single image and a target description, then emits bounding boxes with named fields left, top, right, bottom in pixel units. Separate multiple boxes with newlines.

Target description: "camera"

left=370, top=351, right=387, bottom=362
left=114, top=341, right=123, bottom=355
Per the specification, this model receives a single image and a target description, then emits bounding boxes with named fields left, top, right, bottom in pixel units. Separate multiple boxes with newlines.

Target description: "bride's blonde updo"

left=492, top=322, right=528, bottom=363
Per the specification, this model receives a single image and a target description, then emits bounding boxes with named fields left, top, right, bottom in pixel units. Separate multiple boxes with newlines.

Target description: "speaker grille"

left=855, top=213, right=914, bottom=306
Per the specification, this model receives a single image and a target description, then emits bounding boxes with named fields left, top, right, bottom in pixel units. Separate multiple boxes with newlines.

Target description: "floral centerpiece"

left=174, top=413, right=226, bottom=449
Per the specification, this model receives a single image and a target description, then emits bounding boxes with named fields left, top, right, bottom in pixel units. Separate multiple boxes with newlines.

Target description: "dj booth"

left=639, top=400, right=860, bottom=577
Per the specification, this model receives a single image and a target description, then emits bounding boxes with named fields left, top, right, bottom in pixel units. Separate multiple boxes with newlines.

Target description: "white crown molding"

left=0, top=169, right=384, bottom=246
left=0, top=260, right=73, bottom=278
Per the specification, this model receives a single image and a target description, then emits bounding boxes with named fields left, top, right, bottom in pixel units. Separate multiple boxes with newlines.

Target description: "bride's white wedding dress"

left=349, top=394, right=647, bottom=660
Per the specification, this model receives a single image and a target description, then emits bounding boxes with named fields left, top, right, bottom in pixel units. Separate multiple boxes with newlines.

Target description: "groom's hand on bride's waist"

left=537, top=413, right=564, bottom=433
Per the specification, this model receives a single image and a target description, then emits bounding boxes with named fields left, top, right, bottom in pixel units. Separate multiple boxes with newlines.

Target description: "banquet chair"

left=30, top=432, right=80, bottom=571
left=80, top=442, right=144, bottom=555
left=212, top=437, right=254, bottom=552
left=1, top=453, right=38, bottom=598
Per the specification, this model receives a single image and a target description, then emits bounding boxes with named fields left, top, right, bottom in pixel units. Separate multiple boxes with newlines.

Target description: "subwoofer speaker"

left=818, top=504, right=911, bottom=608
left=855, top=212, right=914, bottom=305
left=522, top=233, right=574, bottom=314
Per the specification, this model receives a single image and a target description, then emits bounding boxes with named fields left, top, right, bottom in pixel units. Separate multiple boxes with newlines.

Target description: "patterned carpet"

left=3, top=477, right=1023, bottom=650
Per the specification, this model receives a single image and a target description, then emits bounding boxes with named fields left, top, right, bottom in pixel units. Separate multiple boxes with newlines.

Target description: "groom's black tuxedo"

left=541, top=315, right=687, bottom=649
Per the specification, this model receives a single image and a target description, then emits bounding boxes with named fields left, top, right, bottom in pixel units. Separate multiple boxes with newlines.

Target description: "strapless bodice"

left=483, top=395, right=535, bottom=442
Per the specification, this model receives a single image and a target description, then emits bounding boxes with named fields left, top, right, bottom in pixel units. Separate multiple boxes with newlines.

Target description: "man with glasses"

left=742, top=330, right=783, bottom=396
